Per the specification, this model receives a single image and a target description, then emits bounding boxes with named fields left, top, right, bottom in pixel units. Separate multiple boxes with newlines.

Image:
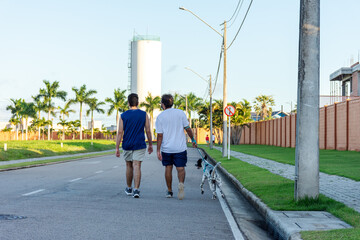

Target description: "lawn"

left=0, top=140, right=116, bottom=161
left=203, top=146, right=360, bottom=240
left=227, top=144, right=360, bottom=181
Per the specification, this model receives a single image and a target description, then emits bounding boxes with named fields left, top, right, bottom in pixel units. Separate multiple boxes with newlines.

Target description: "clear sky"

left=1, top=0, right=359, bottom=126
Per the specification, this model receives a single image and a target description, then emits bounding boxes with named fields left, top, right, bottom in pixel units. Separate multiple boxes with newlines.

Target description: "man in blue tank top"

left=116, top=93, right=153, bottom=198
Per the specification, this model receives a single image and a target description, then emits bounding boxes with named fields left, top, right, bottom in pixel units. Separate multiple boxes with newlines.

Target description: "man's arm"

left=144, top=114, right=153, bottom=154
left=184, top=126, right=197, bottom=148
left=115, top=118, right=124, bottom=157
left=157, top=133, right=163, bottom=161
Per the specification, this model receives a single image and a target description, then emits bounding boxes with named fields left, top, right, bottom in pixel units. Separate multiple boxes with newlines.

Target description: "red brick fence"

left=238, top=98, right=360, bottom=151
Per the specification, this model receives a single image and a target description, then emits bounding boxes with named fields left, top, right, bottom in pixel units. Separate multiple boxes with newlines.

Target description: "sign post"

left=224, top=105, right=235, bottom=160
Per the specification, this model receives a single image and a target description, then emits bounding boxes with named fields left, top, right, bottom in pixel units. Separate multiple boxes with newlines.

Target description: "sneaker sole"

left=133, top=194, right=140, bottom=198
left=178, top=183, right=184, bottom=200
left=125, top=191, right=132, bottom=196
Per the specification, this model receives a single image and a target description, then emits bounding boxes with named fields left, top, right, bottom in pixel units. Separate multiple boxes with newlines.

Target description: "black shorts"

left=161, top=150, right=187, bottom=167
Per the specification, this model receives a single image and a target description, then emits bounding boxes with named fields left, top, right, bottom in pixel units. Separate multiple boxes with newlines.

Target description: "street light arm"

left=179, top=7, right=223, bottom=38
left=184, top=67, right=208, bottom=83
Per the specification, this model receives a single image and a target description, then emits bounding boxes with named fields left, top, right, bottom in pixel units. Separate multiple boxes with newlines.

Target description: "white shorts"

left=123, top=148, right=146, bottom=162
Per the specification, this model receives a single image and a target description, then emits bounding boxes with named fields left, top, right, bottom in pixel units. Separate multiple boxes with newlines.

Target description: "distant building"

left=330, top=62, right=360, bottom=98
left=106, top=125, right=117, bottom=131
left=88, top=121, right=102, bottom=130
left=251, top=111, right=289, bottom=121
left=0, top=122, right=11, bottom=130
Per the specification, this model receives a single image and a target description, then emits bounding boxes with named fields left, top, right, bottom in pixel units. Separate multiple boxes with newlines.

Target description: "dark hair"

left=128, top=93, right=139, bottom=107
left=161, top=94, right=174, bottom=109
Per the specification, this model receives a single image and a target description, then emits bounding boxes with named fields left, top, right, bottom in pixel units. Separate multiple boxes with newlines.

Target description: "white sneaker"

left=178, top=183, right=185, bottom=200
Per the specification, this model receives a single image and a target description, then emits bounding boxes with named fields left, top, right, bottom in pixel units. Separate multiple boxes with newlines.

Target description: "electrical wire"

left=227, top=0, right=254, bottom=50
left=212, top=43, right=224, bottom=96
left=226, top=0, right=242, bottom=23
left=227, top=0, right=245, bottom=29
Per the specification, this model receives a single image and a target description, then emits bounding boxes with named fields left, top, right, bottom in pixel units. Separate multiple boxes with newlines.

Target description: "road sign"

left=224, top=105, right=235, bottom=117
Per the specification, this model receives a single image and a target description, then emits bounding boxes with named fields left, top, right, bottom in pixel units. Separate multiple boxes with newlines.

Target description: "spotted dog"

left=195, top=149, right=224, bottom=200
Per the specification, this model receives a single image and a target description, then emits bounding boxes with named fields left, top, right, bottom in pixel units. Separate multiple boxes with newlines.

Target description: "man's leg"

left=133, top=160, right=142, bottom=189
left=176, top=167, right=185, bottom=183
left=165, top=165, right=173, bottom=192
left=126, top=161, right=133, bottom=188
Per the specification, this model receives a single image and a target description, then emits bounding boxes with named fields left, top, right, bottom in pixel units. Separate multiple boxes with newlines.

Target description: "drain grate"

left=0, top=214, right=27, bottom=220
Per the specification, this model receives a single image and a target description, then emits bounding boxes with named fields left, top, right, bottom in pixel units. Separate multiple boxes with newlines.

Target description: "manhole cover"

left=0, top=214, right=27, bottom=220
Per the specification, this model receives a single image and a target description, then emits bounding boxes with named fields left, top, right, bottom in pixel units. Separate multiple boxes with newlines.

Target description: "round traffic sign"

left=224, top=105, right=235, bottom=117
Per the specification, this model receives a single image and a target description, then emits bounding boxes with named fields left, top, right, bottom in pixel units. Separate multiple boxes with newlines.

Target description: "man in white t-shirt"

left=156, top=94, right=197, bottom=200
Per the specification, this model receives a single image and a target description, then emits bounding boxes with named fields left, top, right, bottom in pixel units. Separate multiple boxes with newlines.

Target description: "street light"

left=185, top=67, right=214, bottom=149
left=180, top=6, right=228, bottom=157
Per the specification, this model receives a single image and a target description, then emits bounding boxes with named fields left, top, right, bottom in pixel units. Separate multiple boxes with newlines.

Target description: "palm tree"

left=6, top=98, right=23, bottom=140
left=20, top=101, right=36, bottom=141
left=105, top=88, right=128, bottom=135
left=86, top=98, right=105, bottom=140
left=32, top=95, right=47, bottom=140
left=140, top=92, right=161, bottom=137
left=9, top=118, right=20, bottom=140
left=185, top=92, right=202, bottom=128
left=173, top=93, right=183, bottom=109
left=230, top=99, right=252, bottom=144
left=58, top=104, right=75, bottom=141
left=38, top=80, right=67, bottom=140
left=253, top=95, right=275, bottom=120
left=67, top=84, right=97, bottom=140
left=67, top=120, right=81, bottom=140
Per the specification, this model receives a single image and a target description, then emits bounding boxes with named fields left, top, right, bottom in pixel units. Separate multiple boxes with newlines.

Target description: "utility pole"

left=295, top=0, right=320, bottom=201
left=209, top=75, right=213, bottom=149
left=185, top=94, right=189, bottom=125
left=222, top=21, right=227, bottom=157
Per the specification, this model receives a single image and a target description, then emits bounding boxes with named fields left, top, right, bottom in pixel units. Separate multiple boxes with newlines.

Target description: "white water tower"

left=129, top=34, right=162, bottom=103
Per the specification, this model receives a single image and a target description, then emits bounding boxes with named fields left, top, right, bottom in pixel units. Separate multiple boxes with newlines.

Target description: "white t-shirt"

left=155, top=108, right=189, bottom=153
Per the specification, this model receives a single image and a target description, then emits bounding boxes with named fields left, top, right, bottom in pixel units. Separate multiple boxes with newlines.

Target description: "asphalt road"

left=0, top=148, right=240, bottom=240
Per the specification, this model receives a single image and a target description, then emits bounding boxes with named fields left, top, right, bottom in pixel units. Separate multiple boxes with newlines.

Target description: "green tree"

left=230, top=99, right=252, bottom=144
left=6, top=98, right=23, bottom=140
left=253, top=95, right=275, bottom=120
left=86, top=98, right=105, bottom=140
left=140, top=92, right=161, bottom=137
left=32, top=95, right=47, bottom=140
left=58, top=104, right=75, bottom=141
left=105, top=88, right=128, bottom=135
left=38, top=80, right=67, bottom=140
left=67, top=84, right=96, bottom=140
left=185, top=92, right=202, bottom=128
left=9, top=118, right=20, bottom=140
left=20, top=101, right=36, bottom=141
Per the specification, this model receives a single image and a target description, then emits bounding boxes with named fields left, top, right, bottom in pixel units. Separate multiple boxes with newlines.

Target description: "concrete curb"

left=200, top=148, right=302, bottom=240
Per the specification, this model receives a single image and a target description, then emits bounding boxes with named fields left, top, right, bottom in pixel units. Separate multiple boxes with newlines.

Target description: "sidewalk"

left=214, top=146, right=360, bottom=214
left=0, top=150, right=114, bottom=166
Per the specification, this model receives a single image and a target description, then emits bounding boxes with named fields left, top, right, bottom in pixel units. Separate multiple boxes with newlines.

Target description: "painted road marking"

left=22, top=189, right=45, bottom=196
left=95, top=170, right=104, bottom=174
left=69, top=178, right=82, bottom=182
left=216, top=188, right=245, bottom=240
left=112, top=166, right=119, bottom=169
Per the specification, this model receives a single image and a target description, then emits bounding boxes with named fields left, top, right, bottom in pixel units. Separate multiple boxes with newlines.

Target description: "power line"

left=227, top=0, right=254, bottom=50
left=226, top=0, right=243, bottom=23
left=227, top=0, right=245, bottom=29
left=212, top=43, right=224, bottom=96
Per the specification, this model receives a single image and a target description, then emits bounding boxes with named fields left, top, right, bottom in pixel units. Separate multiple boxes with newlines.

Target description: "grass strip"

left=226, top=144, right=360, bottom=181
left=0, top=140, right=116, bottom=161
left=0, top=151, right=115, bottom=171
left=202, top=146, right=360, bottom=240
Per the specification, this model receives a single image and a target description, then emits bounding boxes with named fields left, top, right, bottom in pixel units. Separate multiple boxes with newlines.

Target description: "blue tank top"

left=121, top=109, right=147, bottom=151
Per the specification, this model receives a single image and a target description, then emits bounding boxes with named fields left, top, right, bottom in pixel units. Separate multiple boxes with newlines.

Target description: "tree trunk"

left=16, top=123, right=19, bottom=140
left=79, top=103, right=83, bottom=140
left=25, top=117, right=28, bottom=141
left=91, top=111, right=94, bottom=141
left=47, top=110, right=51, bottom=141
left=150, top=112, right=154, bottom=139
left=116, top=110, right=119, bottom=138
